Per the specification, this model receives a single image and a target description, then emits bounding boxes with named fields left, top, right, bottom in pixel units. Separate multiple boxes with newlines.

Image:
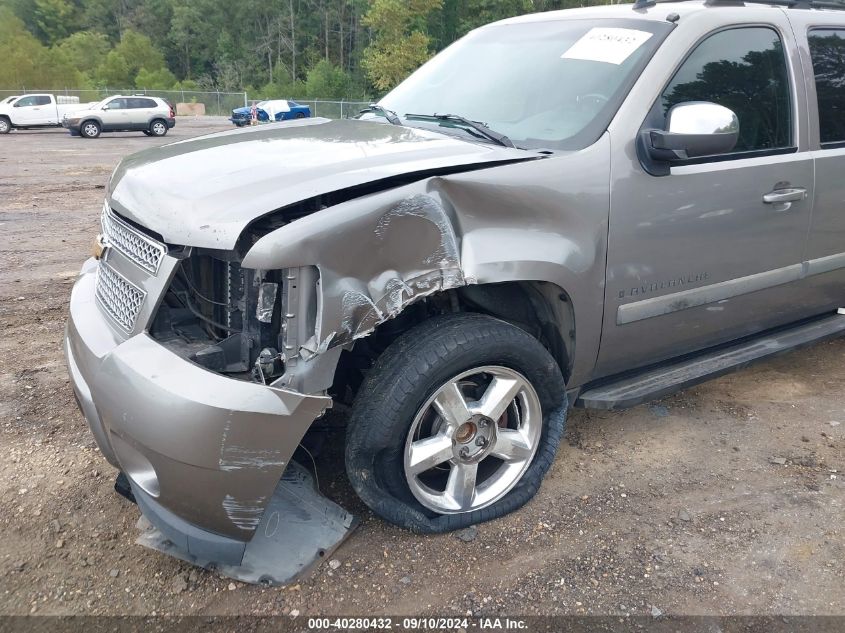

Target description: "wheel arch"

left=80, top=117, right=102, bottom=130
left=322, top=280, right=574, bottom=408
left=456, top=281, right=575, bottom=381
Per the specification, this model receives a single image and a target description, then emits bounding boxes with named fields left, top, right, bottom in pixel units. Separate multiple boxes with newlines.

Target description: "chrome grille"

left=101, top=207, right=165, bottom=274
left=95, top=261, right=146, bottom=332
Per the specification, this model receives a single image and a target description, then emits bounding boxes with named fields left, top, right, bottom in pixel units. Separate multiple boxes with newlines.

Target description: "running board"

left=576, top=313, right=845, bottom=410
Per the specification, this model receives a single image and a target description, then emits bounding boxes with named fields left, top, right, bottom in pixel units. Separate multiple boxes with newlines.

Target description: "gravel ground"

left=0, top=118, right=843, bottom=619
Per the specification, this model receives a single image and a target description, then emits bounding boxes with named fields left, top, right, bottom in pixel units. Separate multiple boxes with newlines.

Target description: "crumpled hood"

left=108, top=117, right=532, bottom=249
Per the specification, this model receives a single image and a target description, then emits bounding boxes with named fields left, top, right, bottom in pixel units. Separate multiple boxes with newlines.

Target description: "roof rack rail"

left=635, top=0, right=845, bottom=10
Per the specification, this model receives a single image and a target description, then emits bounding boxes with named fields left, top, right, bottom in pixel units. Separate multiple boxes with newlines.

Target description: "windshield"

left=380, top=18, right=671, bottom=150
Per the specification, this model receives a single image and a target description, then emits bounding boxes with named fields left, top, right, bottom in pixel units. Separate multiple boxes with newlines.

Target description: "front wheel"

left=149, top=119, right=168, bottom=137
left=0, top=117, right=11, bottom=134
left=345, top=312, right=567, bottom=533
left=80, top=120, right=100, bottom=138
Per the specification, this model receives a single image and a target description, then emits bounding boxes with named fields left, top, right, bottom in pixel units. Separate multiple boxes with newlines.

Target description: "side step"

left=576, top=312, right=845, bottom=410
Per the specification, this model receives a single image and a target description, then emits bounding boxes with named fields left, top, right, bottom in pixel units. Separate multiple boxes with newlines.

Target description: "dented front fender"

left=242, top=134, right=611, bottom=387
left=243, top=186, right=466, bottom=353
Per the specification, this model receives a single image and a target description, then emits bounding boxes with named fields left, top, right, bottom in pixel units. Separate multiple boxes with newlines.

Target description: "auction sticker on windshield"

left=561, top=27, right=653, bottom=65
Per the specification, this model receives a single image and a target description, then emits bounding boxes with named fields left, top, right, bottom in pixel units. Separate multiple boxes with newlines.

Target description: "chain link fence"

left=288, top=99, right=370, bottom=119
left=0, top=88, right=371, bottom=119
left=0, top=88, right=247, bottom=116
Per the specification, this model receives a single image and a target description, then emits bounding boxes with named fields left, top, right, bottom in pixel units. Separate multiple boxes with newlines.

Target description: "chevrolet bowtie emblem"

left=92, top=234, right=109, bottom=260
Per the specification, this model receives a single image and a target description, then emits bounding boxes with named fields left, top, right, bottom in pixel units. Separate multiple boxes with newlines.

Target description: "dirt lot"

left=0, top=118, right=843, bottom=619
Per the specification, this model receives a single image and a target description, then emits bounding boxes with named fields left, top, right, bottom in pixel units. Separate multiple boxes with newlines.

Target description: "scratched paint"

left=373, top=195, right=460, bottom=267
left=219, top=445, right=286, bottom=472
left=218, top=419, right=286, bottom=472
left=222, top=494, right=267, bottom=531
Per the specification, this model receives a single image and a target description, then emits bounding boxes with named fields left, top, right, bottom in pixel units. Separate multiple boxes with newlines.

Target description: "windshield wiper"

left=359, top=103, right=401, bottom=125
left=404, top=113, right=515, bottom=148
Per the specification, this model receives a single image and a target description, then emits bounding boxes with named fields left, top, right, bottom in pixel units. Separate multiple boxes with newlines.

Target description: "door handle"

left=762, top=187, right=807, bottom=204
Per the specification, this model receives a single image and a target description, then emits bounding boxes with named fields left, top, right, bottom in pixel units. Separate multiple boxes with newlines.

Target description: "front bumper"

left=65, top=258, right=331, bottom=563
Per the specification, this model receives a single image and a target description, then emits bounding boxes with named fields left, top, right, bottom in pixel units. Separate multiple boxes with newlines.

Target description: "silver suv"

left=65, top=0, right=845, bottom=584
left=63, top=95, right=175, bottom=138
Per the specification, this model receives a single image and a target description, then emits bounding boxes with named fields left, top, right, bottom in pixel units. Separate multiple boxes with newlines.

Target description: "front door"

left=11, top=95, right=53, bottom=125
left=596, top=22, right=815, bottom=377
left=101, top=98, right=131, bottom=130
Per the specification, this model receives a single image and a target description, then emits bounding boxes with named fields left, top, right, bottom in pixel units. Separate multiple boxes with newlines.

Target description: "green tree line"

left=0, top=0, right=605, bottom=98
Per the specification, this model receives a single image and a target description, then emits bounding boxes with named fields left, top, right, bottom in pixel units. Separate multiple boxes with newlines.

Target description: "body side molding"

left=617, top=253, right=845, bottom=325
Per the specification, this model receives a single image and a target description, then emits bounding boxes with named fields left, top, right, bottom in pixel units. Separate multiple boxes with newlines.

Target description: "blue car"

left=230, top=99, right=311, bottom=126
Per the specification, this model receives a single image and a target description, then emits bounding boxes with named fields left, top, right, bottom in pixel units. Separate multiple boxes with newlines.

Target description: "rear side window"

left=129, top=98, right=157, bottom=109
left=808, top=28, right=845, bottom=146
left=660, top=27, right=792, bottom=153
left=34, top=95, right=51, bottom=105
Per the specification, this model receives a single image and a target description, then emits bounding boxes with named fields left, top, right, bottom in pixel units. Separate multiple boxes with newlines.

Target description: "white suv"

left=63, top=95, right=176, bottom=139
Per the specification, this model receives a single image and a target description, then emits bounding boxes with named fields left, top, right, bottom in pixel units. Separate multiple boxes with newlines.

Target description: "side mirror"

left=102, top=105, right=110, bottom=110
left=647, top=102, right=739, bottom=161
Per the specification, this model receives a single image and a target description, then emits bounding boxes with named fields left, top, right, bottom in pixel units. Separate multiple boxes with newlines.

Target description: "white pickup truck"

left=0, top=94, right=96, bottom=134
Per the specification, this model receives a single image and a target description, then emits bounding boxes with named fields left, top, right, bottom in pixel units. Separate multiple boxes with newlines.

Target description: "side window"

left=133, top=98, right=157, bottom=109
left=661, top=27, right=792, bottom=153
left=35, top=95, right=52, bottom=106
left=14, top=96, right=37, bottom=107
left=808, top=28, right=845, bottom=146
left=107, top=98, right=126, bottom=110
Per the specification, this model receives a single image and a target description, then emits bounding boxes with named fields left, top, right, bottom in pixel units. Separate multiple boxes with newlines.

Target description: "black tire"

left=149, top=119, right=168, bottom=137
left=295, top=112, right=306, bottom=119
left=80, top=120, right=100, bottom=139
left=345, top=312, right=567, bottom=533
left=0, top=116, right=11, bottom=134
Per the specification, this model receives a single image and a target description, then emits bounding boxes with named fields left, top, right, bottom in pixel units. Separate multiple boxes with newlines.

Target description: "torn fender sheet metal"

left=136, top=461, right=358, bottom=585
left=243, top=187, right=469, bottom=358
left=325, top=194, right=466, bottom=348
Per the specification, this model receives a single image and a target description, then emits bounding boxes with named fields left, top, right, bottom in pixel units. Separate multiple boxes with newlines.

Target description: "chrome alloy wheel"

left=0, top=119, right=9, bottom=133
left=151, top=121, right=167, bottom=135
left=403, top=366, right=542, bottom=514
left=83, top=122, right=99, bottom=137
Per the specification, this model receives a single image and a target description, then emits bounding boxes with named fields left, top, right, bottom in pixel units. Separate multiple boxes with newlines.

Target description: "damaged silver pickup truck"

left=65, top=1, right=845, bottom=583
